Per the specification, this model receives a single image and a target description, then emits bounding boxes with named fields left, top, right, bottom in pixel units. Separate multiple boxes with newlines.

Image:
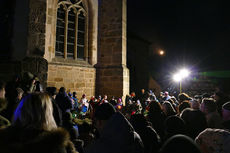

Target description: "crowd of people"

left=0, top=72, right=230, bottom=153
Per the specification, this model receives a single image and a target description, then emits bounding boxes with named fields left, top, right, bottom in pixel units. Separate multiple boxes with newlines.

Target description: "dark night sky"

left=127, top=0, right=230, bottom=73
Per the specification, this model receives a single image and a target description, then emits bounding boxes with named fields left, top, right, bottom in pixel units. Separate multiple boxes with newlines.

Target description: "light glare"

left=173, top=68, right=190, bottom=82
left=159, top=50, right=164, bottom=55
left=179, top=69, right=190, bottom=78
left=173, top=73, right=182, bottom=82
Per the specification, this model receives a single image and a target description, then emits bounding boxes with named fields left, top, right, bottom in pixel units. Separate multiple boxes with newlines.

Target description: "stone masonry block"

left=54, top=78, right=63, bottom=82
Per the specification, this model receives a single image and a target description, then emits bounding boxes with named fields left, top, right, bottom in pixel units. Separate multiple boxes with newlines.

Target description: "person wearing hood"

left=85, top=103, right=144, bottom=153
left=56, top=87, right=72, bottom=114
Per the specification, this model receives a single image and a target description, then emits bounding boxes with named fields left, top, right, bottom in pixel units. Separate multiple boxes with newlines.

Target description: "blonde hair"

left=13, top=93, right=57, bottom=130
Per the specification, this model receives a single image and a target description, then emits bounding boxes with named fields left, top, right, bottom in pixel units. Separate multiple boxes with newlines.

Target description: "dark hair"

left=59, top=87, right=66, bottom=93
left=73, top=92, right=77, bottom=97
left=130, top=114, right=149, bottom=128
left=181, top=108, right=207, bottom=139
left=94, top=103, right=116, bottom=120
left=164, top=116, right=186, bottom=137
left=202, top=98, right=217, bottom=113
left=148, top=100, right=163, bottom=114
left=178, top=102, right=191, bottom=114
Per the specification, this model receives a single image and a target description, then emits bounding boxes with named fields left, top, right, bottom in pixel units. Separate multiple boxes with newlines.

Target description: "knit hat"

left=46, top=87, right=57, bottom=96
left=195, top=128, right=230, bottom=153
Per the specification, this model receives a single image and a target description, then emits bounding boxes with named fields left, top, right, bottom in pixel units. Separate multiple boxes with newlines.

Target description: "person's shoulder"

left=0, top=115, right=10, bottom=129
left=36, top=128, right=78, bottom=153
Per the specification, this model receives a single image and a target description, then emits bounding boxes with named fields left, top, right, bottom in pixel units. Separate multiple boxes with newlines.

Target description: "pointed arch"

left=55, top=0, right=88, bottom=60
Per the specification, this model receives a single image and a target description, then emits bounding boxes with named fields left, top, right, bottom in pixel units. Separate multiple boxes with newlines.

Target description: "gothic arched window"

left=55, top=0, right=87, bottom=60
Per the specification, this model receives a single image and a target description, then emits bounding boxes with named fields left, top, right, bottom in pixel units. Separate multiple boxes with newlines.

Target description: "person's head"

left=178, top=93, right=192, bottom=103
left=68, top=92, right=72, bottom=98
left=46, top=87, right=57, bottom=98
left=164, top=91, right=169, bottom=97
left=169, top=97, right=178, bottom=105
left=214, top=91, right=224, bottom=101
left=180, top=108, right=207, bottom=139
left=162, top=101, right=177, bottom=116
left=202, top=93, right=211, bottom=99
left=59, top=87, right=66, bottom=94
left=35, top=81, right=43, bottom=92
left=104, top=94, right=107, bottom=99
left=131, top=92, right=135, bottom=97
left=178, top=102, right=191, bottom=114
left=160, top=134, right=201, bottom=153
left=141, top=89, right=145, bottom=94
left=130, top=114, right=149, bottom=130
left=93, top=103, right=116, bottom=134
left=73, top=91, right=77, bottom=97
left=191, top=99, right=200, bottom=110
left=222, top=102, right=230, bottom=121
left=0, top=81, right=5, bottom=98
left=200, top=98, right=217, bottom=114
left=196, top=128, right=230, bottom=153
left=164, top=116, right=186, bottom=138
left=16, top=88, right=24, bottom=100
left=194, top=95, right=202, bottom=103
left=148, top=100, right=163, bottom=114
left=13, top=93, right=57, bottom=130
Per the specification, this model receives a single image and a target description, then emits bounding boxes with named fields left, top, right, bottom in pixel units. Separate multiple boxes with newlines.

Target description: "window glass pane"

left=77, top=11, right=85, bottom=59
left=55, top=5, right=65, bottom=57
left=67, top=8, right=76, bottom=59
left=77, top=45, right=84, bottom=59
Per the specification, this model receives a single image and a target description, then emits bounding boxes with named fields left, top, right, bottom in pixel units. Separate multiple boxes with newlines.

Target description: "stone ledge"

left=49, top=58, right=94, bottom=68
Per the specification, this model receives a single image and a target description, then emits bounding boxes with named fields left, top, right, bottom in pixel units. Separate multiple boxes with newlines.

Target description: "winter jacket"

left=85, top=112, right=144, bottom=153
left=0, top=126, right=78, bottom=153
left=56, top=92, right=72, bottom=113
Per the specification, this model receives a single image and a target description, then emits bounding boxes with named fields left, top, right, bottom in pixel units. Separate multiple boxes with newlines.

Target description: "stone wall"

left=97, top=0, right=129, bottom=102
left=27, top=0, right=47, bottom=57
left=47, top=64, right=96, bottom=99
left=0, top=0, right=130, bottom=101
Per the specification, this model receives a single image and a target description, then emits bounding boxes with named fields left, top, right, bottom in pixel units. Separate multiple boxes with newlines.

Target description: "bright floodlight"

left=179, top=69, right=190, bottom=78
left=173, top=73, right=182, bottom=82
left=173, top=68, right=190, bottom=82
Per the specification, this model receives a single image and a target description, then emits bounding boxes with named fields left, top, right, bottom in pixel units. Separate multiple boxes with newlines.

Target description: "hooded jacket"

left=85, top=112, right=144, bottom=153
left=0, top=127, right=78, bottom=153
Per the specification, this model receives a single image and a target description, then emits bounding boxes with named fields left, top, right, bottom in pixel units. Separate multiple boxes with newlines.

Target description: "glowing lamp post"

left=173, top=69, right=190, bottom=93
